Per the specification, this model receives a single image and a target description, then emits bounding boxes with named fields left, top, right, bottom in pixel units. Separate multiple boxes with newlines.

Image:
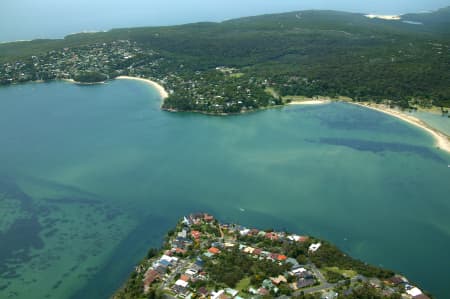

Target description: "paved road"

left=310, top=263, right=328, bottom=285
left=160, top=260, right=189, bottom=290
left=219, top=224, right=224, bottom=239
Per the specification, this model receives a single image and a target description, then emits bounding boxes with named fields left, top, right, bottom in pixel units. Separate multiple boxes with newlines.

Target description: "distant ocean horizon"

left=1, top=0, right=449, bottom=42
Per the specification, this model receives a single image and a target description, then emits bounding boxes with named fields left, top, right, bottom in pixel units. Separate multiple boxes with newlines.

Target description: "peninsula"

left=113, top=213, right=432, bottom=299
left=0, top=8, right=449, bottom=148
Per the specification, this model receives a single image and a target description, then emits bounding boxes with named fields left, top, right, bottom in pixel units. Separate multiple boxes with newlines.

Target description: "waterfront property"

left=114, top=213, right=431, bottom=299
left=0, top=81, right=448, bottom=299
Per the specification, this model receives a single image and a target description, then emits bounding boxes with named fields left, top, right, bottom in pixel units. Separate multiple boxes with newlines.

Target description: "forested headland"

left=1, top=7, right=449, bottom=113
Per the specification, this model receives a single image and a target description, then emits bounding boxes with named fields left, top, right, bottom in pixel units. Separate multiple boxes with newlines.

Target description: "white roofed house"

left=321, top=290, right=338, bottom=299
left=173, top=279, right=190, bottom=295
left=308, top=242, right=322, bottom=253
left=211, top=289, right=225, bottom=299
left=406, top=286, right=429, bottom=298
left=175, top=279, right=189, bottom=288
left=290, top=267, right=307, bottom=276
left=239, top=228, right=250, bottom=236
left=226, top=288, right=239, bottom=297
left=287, top=234, right=301, bottom=242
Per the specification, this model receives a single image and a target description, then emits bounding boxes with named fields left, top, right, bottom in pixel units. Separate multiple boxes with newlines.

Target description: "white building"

left=211, top=290, right=225, bottom=299
left=308, top=242, right=322, bottom=252
left=406, top=287, right=423, bottom=297
left=239, top=228, right=250, bottom=236
left=175, top=279, right=189, bottom=288
left=290, top=267, right=307, bottom=275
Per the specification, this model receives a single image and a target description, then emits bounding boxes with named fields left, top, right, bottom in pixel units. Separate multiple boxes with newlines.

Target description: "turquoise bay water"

left=0, top=81, right=449, bottom=298
left=406, top=110, right=450, bottom=136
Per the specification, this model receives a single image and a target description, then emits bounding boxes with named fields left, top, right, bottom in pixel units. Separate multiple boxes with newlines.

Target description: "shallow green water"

left=406, top=110, right=450, bottom=136
left=0, top=81, right=449, bottom=298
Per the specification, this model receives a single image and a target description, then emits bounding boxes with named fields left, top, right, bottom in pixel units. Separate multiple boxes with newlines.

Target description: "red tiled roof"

left=277, top=254, right=287, bottom=261
left=265, top=232, right=279, bottom=240
left=204, top=214, right=214, bottom=221
left=191, top=230, right=201, bottom=239
left=253, top=248, right=262, bottom=255
left=298, top=236, right=309, bottom=242
left=175, top=248, right=187, bottom=254
left=144, top=270, right=160, bottom=286
left=208, top=247, right=220, bottom=254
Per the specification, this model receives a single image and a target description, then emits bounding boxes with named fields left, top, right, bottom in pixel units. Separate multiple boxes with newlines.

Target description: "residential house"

left=204, top=214, right=214, bottom=222
left=309, top=242, right=322, bottom=253
left=225, top=288, right=239, bottom=297
left=321, top=291, right=338, bottom=299
left=154, top=265, right=167, bottom=275
left=265, top=232, right=279, bottom=241
left=211, top=289, right=225, bottom=299
left=248, top=287, right=258, bottom=295
left=296, top=278, right=315, bottom=289
left=197, top=287, right=209, bottom=298
left=191, top=230, right=201, bottom=240
left=143, top=270, right=160, bottom=293
left=277, top=254, right=287, bottom=261
left=406, top=287, right=425, bottom=298
left=270, top=275, right=287, bottom=285
left=208, top=247, right=221, bottom=255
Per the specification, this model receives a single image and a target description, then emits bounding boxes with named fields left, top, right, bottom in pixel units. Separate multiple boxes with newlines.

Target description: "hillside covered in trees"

left=1, top=7, right=449, bottom=112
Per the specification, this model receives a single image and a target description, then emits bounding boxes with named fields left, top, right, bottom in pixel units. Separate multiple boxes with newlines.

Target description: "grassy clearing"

left=324, top=266, right=357, bottom=278
left=236, top=277, right=251, bottom=291
left=230, top=73, right=244, bottom=78
left=265, top=87, right=280, bottom=98
left=282, top=95, right=311, bottom=101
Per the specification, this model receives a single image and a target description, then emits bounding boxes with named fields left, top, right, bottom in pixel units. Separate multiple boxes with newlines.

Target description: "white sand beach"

left=115, top=76, right=169, bottom=100
left=288, top=99, right=331, bottom=105
left=354, top=103, right=450, bottom=154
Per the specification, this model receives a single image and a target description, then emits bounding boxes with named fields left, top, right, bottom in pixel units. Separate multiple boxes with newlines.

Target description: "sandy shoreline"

left=21, top=78, right=450, bottom=153
left=288, top=99, right=331, bottom=105
left=115, top=76, right=169, bottom=100
left=62, top=78, right=106, bottom=85
left=352, top=102, right=450, bottom=154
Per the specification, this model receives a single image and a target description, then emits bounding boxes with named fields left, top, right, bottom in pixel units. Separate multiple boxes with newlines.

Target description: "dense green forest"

left=73, top=71, right=107, bottom=83
left=308, top=242, right=394, bottom=279
left=1, top=7, right=449, bottom=111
